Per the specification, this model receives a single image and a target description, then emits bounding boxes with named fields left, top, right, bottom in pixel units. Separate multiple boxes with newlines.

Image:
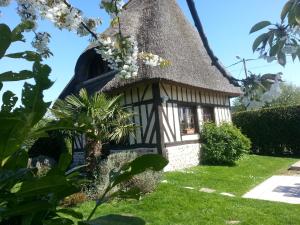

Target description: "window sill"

left=182, top=134, right=200, bottom=141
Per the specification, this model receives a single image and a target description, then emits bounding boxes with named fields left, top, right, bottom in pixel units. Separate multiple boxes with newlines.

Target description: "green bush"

left=127, top=170, right=163, bottom=194
left=84, top=151, right=162, bottom=199
left=29, top=130, right=70, bottom=161
left=232, top=105, right=300, bottom=156
left=201, top=123, right=251, bottom=165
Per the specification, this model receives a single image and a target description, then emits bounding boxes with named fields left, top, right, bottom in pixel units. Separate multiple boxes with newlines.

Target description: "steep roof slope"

left=62, top=0, right=241, bottom=97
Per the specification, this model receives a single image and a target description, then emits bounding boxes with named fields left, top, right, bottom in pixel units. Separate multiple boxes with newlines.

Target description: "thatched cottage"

left=60, top=0, right=241, bottom=171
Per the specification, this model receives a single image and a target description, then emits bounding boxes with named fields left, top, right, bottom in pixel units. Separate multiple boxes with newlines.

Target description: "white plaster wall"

left=214, top=107, right=232, bottom=125
left=163, top=143, right=201, bottom=171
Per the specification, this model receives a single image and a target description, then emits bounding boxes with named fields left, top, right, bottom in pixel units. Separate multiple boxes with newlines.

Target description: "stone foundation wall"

left=163, top=143, right=201, bottom=171
left=110, top=148, right=158, bottom=155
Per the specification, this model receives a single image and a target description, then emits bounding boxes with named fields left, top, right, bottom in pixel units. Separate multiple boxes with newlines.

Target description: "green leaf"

left=267, top=31, right=275, bottom=47
left=1, top=91, right=18, bottom=112
left=57, top=152, right=72, bottom=172
left=0, top=168, right=33, bottom=190
left=112, top=154, right=168, bottom=187
left=0, top=113, right=27, bottom=161
left=0, top=70, right=34, bottom=82
left=295, top=3, right=300, bottom=24
left=252, top=33, right=269, bottom=52
left=297, top=48, right=300, bottom=61
left=277, top=51, right=287, bottom=66
left=56, top=208, right=83, bottom=219
left=44, top=218, right=75, bottom=225
left=250, top=21, right=271, bottom=34
left=11, top=21, right=35, bottom=42
left=21, top=214, right=34, bottom=225
left=292, top=52, right=297, bottom=61
left=0, top=24, right=12, bottom=58
left=3, top=150, right=28, bottom=170
left=1, top=201, right=51, bottom=217
left=269, top=43, right=281, bottom=57
left=288, top=5, right=297, bottom=25
left=5, top=51, right=42, bottom=62
left=281, top=0, right=294, bottom=21
left=14, top=174, right=77, bottom=198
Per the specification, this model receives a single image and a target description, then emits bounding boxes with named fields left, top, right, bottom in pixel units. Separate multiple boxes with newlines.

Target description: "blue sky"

left=0, top=0, right=299, bottom=103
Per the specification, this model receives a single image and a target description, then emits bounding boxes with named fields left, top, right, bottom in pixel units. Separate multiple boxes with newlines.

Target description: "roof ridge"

left=186, top=0, right=239, bottom=86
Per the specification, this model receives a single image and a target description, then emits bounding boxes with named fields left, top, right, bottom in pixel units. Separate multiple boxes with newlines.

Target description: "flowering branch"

left=0, top=0, right=169, bottom=79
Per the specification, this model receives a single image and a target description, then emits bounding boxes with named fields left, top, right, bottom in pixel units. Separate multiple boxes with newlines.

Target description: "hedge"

left=29, top=130, right=70, bottom=161
left=232, top=105, right=300, bottom=156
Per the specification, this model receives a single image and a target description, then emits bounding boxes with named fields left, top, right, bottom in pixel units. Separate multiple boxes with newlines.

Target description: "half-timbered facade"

left=61, top=0, right=242, bottom=171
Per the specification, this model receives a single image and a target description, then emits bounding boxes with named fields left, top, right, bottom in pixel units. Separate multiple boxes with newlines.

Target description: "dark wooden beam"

left=152, top=82, right=164, bottom=155
left=185, top=0, right=239, bottom=86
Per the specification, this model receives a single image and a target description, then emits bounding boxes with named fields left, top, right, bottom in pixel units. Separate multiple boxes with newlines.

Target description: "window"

left=87, top=55, right=111, bottom=79
left=202, top=107, right=215, bottom=122
left=178, top=105, right=198, bottom=135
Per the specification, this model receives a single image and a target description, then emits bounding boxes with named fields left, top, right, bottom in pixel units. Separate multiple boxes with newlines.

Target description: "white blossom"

left=1, top=0, right=168, bottom=76
left=139, top=52, right=168, bottom=67
left=32, top=32, right=51, bottom=58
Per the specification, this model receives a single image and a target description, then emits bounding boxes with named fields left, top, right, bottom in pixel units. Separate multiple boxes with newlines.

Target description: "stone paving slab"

left=289, top=161, right=300, bottom=171
left=243, top=175, right=300, bottom=204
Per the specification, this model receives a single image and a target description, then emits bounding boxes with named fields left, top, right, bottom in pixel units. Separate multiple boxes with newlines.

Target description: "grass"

left=76, top=155, right=300, bottom=225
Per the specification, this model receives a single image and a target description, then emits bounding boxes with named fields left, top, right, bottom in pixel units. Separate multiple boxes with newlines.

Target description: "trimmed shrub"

left=83, top=151, right=162, bottom=199
left=127, top=170, right=163, bottom=194
left=232, top=105, right=300, bottom=156
left=201, top=123, right=251, bottom=165
left=29, top=130, right=70, bottom=161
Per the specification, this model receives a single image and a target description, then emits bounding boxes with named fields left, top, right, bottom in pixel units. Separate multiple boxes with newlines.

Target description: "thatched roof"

left=61, top=0, right=241, bottom=98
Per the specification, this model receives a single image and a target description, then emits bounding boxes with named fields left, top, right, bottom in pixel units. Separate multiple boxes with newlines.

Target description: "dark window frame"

left=202, top=106, right=215, bottom=123
left=177, top=103, right=200, bottom=136
left=87, top=52, right=112, bottom=80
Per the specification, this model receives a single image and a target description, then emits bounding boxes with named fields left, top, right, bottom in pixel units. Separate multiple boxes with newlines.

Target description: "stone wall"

left=110, top=148, right=158, bottom=155
left=163, top=143, right=201, bottom=171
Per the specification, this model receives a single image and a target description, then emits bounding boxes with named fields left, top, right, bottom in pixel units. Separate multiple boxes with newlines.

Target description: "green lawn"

left=76, top=155, right=300, bottom=225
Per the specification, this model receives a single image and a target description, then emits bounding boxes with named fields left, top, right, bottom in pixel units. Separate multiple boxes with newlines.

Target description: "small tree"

left=52, top=89, right=136, bottom=171
left=232, top=83, right=300, bottom=112
left=267, top=83, right=300, bottom=107
left=250, top=0, right=300, bottom=66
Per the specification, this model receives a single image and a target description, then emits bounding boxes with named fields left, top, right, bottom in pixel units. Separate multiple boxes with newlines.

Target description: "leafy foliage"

left=0, top=22, right=168, bottom=225
left=233, top=105, right=300, bottom=156
left=84, top=151, right=162, bottom=200
left=233, top=83, right=300, bottom=112
left=201, top=123, right=251, bottom=165
left=267, top=83, right=300, bottom=107
left=51, top=89, right=136, bottom=171
left=251, top=0, right=300, bottom=66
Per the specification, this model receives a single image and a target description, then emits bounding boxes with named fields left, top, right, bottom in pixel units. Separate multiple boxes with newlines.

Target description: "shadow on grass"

left=79, top=214, right=145, bottom=225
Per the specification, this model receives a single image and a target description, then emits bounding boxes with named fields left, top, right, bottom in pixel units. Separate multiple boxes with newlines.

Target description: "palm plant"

left=51, top=88, right=135, bottom=171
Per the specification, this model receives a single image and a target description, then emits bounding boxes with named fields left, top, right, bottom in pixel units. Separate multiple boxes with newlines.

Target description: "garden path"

left=243, top=175, right=300, bottom=204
